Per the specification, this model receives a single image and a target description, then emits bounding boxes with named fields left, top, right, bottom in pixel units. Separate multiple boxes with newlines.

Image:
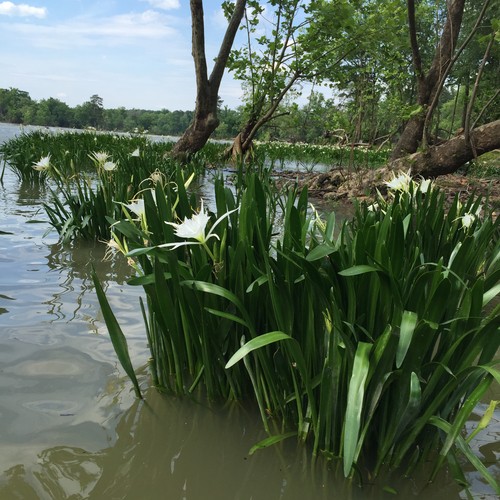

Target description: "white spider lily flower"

left=454, top=204, right=482, bottom=230
left=419, top=178, right=432, bottom=194
left=123, top=199, right=145, bottom=218
left=103, top=161, right=118, bottom=171
left=161, top=199, right=239, bottom=251
left=149, top=169, right=165, bottom=185
left=32, top=154, right=51, bottom=171
left=385, top=170, right=413, bottom=192
left=90, top=151, right=109, bottom=165
left=169, top=206, right=211, bottom=243
left=102, top=238, right=121, bottom=261
left=131, top=147, right=140, bottom=157
left=460, top=212, right=475, bottom=229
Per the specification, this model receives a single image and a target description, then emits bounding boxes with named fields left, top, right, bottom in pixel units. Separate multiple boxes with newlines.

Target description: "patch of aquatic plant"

left=0, top=130, right=171, bottom=184
left=37, top=153, right=127, bottom=242
left=94, top=171, right=500, bottom=491
left=97, top=171, right=292, bottom=402
left=2, top=130, right=205, bottom=241
left=254, top=140, right=389, bottom=170
left=30, top=143, right=196, bottom=242
left=302, top=179, right=500, bottom=487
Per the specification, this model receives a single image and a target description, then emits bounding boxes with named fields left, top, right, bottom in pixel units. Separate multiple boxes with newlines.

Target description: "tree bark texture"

left=389, top=119, right=500, bottom=177
left=171, top=0, right=246, bottom=159
left=391, top=0, right=466, bottom=160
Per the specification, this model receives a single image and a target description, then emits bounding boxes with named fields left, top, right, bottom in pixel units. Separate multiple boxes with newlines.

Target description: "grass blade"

left=343, top=341, right=372, bottom=477
left=91, top=268, right=142, bottom=398
left=225, top=331, right=291, bottom=369
left=396, top=311, right=418, bottom=369
left=249, top=431, right=297, bottom=455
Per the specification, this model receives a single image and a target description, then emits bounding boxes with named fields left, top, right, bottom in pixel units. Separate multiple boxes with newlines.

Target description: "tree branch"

left=190, top=0, right=209, bottom=91
left=423, top=0, right=491, bottom=145
left=209, top=0, right=247, bottom=92
left=407, top=0, right=424, bottom=81
left=464, top=31, right=495, bottom=152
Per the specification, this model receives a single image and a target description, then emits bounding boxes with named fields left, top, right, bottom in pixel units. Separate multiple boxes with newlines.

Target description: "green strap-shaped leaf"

left=343, top=341, right=372, bottom=477
left=91, top=269, right=142, bottom=398
left=249, top=431, right=297, bottom=455
left=483, top=282, right=500, bottom=307
left=396, top=311, right=418, bottom=369
left=430, top=416, right=500, bottom=494
left=225, top=331, right=291, bottom=369
left=339, top=265, right=378, bottom=276
left=306, top=243, right=335, bottom=261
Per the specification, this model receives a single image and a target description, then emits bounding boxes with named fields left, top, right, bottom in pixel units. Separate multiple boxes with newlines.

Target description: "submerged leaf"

left=91, top=269, right=142, bottom=398
left=249, top=432, right=297, bottom=455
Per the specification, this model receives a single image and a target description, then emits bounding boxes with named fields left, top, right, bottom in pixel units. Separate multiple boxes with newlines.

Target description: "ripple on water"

left=22, top=400, right=81, bottom=416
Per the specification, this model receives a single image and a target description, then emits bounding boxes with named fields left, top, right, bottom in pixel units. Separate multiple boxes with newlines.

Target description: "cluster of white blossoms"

left=89, top=151, right=118, bottom=171
left=384, top=170, right=482, bottom=230
left=32, top=154, right=51, bottom=171
left=384, top=170, right=434, bottom=195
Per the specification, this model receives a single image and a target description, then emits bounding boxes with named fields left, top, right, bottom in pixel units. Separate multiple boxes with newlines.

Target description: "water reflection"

left=44, top=240, right=138, bottom=324
left=15, top=180, right=48, bottom=207
left=2, top=386, right=488, bottom=499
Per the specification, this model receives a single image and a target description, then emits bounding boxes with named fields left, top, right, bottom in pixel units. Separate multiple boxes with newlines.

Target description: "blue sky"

left=0, top=0, right=245, bottom=110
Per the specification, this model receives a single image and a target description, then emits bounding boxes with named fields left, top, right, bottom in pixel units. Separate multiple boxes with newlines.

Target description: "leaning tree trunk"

left=171, top=87, right=220, bottom=161
left=224, top=117, right=259, bottom=159
left=389, top=119, right=500, bottom=177
left=391, top=0, right=466, bottom=160
left=224, top=72, right=302, bottom=160
left=171, top=0, right=246, bottom=160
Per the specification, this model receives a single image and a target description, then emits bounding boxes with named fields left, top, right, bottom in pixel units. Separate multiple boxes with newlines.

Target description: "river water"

left=0, top=122, right=498, bottom=499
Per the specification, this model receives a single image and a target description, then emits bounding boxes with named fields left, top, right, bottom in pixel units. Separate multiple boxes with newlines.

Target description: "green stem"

left=202, top=241, right=217, bottom=262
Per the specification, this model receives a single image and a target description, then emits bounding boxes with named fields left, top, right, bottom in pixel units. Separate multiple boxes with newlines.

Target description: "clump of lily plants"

left=0, top=129, right=165, bottom=184
left=94, top=165, right=500, bottom=492
left=0, top=130, right=203, bottom=242
left=254, top=140, right=389, bottom=170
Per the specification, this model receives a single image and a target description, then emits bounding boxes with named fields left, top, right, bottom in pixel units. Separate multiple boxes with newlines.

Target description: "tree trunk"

left=171, top=0, right=246, bottom=160
left=224, top=70, right=302, bottom=160
left=389, top=119, right=500, bottom=177
left=391, top=0, right=466, bottom=160
left=170, top=102, right=220, bottom=161
left=224, top=117, right=259, bottom=159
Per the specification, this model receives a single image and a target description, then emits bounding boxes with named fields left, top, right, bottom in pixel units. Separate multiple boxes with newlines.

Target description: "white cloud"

left=2, top=10, right=179, bottom=48
left=141, top=0, right=180, bottom=10
left=0, top=1, right=47, bottom=18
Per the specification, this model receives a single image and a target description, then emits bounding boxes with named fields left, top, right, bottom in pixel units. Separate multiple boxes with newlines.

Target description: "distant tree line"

left=0, top=88, right=245, bottom=139
left=0, top=86, right=350, bottom=143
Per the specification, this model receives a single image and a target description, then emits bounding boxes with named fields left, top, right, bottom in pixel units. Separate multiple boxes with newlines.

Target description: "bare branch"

left=464, top=32, right=495, bottom=153
left=209, top=0, right=247, bottom=91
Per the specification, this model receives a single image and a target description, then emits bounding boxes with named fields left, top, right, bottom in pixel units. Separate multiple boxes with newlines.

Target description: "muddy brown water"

left=0, top=123, right=498, bottom=499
